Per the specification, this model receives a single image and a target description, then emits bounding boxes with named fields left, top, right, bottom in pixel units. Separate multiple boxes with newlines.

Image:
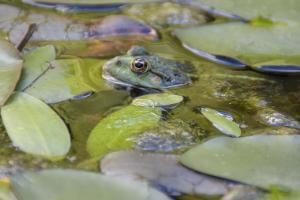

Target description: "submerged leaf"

left=201, top=108, right=241, bottom=137
left=87, top=105, right=161, bottom=157
left=101, top=151, right=229, bottom=196
left=11, top=169, right=171, bottom=200
left=132, top=93, right=183, bottom=108
left=1, top=92, right=70, bottom=160
left=0, top=40, right=22, bottom=106
left=17, top=45, right=56, bottom=90
left=180, top=135, right=300, bottom=192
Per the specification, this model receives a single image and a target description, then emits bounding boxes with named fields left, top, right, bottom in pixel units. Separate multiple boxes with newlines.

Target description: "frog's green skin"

left=103, top=46, right=192, bottom=90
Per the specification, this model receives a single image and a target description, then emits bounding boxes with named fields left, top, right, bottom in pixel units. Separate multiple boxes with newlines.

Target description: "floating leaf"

left=11, top=169, right=171, bottom=200
left=201, top=108, right=241, bottom=137
left=180, top=135, right=300, bottom=192
left=132, top=93, right=183, bottom=108
left=24, top=59, right=108, bottom=103
left=1, top=92, right=70, bottom=160
left=101, top=151, right=229, bottom=196
left=190, top=0, right=300, bottom=22
left=87, top=105, right=161, bottom=157
left=17, top=45, right=56, bottom=90
left=0, top=40, right=22, bottom=106
left=174, top=22, right=300, bottom=71
left=24, top=0, right=160, bottom=5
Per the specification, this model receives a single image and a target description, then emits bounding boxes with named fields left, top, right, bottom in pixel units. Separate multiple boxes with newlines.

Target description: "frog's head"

left=103, top=46, right=192, bottom=90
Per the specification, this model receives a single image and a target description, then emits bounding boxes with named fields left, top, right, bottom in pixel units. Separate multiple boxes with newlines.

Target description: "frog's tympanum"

left=103, top=46, right=192, bottom=90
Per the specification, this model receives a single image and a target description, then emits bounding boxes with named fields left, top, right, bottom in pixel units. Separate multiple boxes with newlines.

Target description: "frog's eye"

left=131, top=58, right=150, bottom=73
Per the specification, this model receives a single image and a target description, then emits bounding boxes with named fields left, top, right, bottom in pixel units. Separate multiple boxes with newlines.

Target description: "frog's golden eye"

left=131, top=58, right=150, bottom=73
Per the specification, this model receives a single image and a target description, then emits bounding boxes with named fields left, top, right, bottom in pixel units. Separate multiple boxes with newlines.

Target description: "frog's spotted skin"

left=103, top=46, right=192, bottom=90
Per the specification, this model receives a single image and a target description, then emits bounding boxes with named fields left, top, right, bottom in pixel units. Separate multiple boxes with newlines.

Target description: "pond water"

left=0, top=0, right=300, bottom=200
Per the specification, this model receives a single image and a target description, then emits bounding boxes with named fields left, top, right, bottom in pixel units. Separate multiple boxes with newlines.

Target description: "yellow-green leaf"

left=1, top=92, right=70, bottom=160
left=0, top=40, right=22, bottom=106
left=201, top=107, right=241, bottom=137
left=132, top=93, right=183, bottom=108
left=87, top=105, right=161, bottom=157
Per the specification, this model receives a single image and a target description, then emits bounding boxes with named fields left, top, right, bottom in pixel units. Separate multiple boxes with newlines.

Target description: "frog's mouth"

left=102, top=66, right=134, bottom=88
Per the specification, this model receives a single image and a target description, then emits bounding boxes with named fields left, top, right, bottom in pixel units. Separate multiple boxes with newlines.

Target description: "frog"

left=103, top=46, right=300, bottom=132
left=102, top=46, right=193, bottom=90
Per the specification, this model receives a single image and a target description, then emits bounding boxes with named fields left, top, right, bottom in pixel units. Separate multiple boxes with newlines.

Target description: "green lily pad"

left=191, top=0, right=300, bottom=23
left=132, top=93, right=183, bottom=108
left=87, top=105, right=161, bottom=157
left=174, top=22, right=300, bottom=68
left=0, top=40, right=22, bottom=106
left=201, top=108, right=241, bottom=137
left=17, top=45, right=56, bottom=91
left=180, top=135, right=300, bottom=192
left=1, top=92, right=70, bottom=160
left=24, top=59, right=108, bottom=103
left=11, top=169, right=171, bottom=200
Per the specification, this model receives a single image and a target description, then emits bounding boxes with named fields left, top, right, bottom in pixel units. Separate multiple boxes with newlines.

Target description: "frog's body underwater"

left=103, top=46, right=192, bottom=91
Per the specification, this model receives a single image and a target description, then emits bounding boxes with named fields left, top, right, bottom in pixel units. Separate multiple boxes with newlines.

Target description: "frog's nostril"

left=116, top=60, right=122, bottom=66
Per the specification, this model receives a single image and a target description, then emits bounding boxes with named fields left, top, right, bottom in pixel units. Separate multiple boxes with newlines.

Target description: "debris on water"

left=129, top=119, right=199, bottom=152
left=132, top=132, right=194, bottom=152
left=256, top=108, right=300, bottom=129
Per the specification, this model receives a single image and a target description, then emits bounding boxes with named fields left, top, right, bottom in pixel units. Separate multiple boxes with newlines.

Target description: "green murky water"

left=0, top=0, right=300, bottom=199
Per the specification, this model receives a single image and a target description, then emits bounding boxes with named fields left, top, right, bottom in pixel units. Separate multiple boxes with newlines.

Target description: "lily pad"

left=11, top=169, right=171, bottom=200
left=87, top=105, right=161, bottom=157
left=24, top=0, right=161, bottom=5
left=174, top=22, right=300, bottom=72
left=17, top=45, right=56, bottom=91
left=101, top=150, right=229, bottom=196
left=201, top=107, right=241, bottom=137
left=190, top=0, right=300, bottom=23
left=1, top=92, right=70, bottom=160
left=24, top=59, right=108, bottom=103
left=132, top=93, right=184, bottom=108
left=180, top=135, right=300, bottom=192
left=0, top=40, right=22, bottom=106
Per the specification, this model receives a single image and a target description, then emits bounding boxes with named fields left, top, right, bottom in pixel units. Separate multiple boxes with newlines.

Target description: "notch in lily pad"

left=132, top=93, right=184, bottom=109
left=201, top=107, right=241, bottom=137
